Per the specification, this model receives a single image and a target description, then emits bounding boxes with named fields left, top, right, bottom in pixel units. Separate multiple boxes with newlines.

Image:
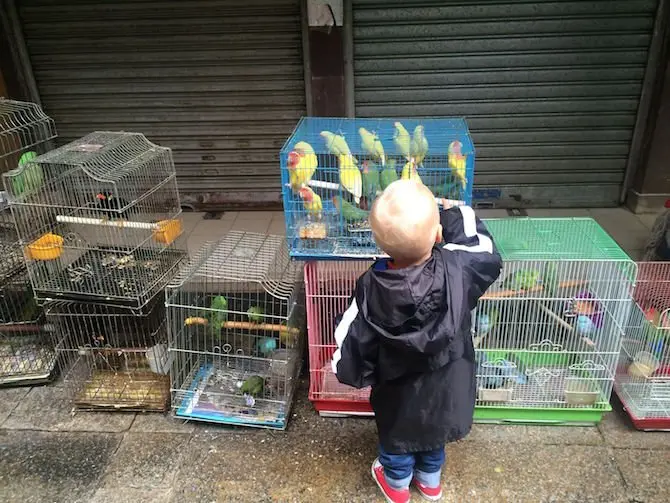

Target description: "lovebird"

left=502, top=269, right=541, bottom=291
left=287, top=141, right=317, bottom=191
left=410, top=125, right=429, bottom=166
left=240, top=375, right=265, bottom=398
left=361, top=161, right=381, bottom=200
left=379, top=159, right=399, bottom=190
left=575, top=315, right=594, bottom=336
left=207, top=295, right=228, bottom=327
left=448, top=140, right=467, bottom=189
left=247, top=306, right=265, bottom=323
left=401, top=160, right=422, bottom=183
left=298, top=186, right=322, bottom=220
left=338, top=153, right=362, bottom=204
left=320, top=131, right=353, bottom=157
left=393, top=122, right=411, bottom=161
left=332, top=196, right=369, bottom=223
left=359, top=127, right=385, bottom=166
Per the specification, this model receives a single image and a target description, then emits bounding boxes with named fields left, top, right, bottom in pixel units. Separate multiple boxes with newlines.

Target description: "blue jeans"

left=379, top=444, right=445, bottom=489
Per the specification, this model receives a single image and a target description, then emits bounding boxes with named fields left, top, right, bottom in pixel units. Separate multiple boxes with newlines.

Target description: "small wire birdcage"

left=615, top=262, right=670, bottom=430
left=3, top=131, right=187, bottom=311
left=167, top=231, right=304, bottom=429
left=476, top=218, right=636, bottom=425
left=47, top=294, right=170, bottom=411
left=280, top=117, right=474, bottom=259
left=304, top=261, right=373, bottom=416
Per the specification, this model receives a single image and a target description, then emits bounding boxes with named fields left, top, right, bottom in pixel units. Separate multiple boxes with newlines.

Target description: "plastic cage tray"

left=281, top=117, right=475, bottom=260
left=33, top=246, right=186, bottom=309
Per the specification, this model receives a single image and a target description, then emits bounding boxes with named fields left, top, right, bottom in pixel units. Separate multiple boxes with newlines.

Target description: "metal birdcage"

left=167, top=231, right=304, bottom=429
left=0, top=99, right=58, bottom=386
left=47, top=294, right=170, bottom=411
left=280, top=117, right=474, bottom=259
left=615, top=262, right=670, bottom=430
left=3, top=131, right=187, bottom=311
left=305, top=261, right=373, bottom=416
left=476, top=218, right=636, bottom=425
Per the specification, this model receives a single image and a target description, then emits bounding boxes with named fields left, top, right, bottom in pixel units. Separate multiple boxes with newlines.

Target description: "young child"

left=331, top=180, right=502, bottom=503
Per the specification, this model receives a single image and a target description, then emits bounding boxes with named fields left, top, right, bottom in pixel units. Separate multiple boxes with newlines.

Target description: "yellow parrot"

left=394, top=122, right=411, bottom=161
left=320, top=131, right=354, bottom=158
left=411, top=125, right=429, bottom=166
left=359, top=127, right=385, bottom=166
left=338, top=154, right=362, bottom=204
left=401, top=160, right=422, bottom=183
left=298, top=186, right=323, bottom=220
left=288, top=141, right=317, bottom=191
left=448, top=140, right=467, bottom=189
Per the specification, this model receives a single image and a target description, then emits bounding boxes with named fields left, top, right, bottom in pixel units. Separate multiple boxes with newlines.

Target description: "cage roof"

left=0, top=98, right=57, bottom=158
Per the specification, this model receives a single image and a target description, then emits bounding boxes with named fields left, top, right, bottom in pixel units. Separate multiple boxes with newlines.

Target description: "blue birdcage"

left=280, top=117, right=475, bottom=259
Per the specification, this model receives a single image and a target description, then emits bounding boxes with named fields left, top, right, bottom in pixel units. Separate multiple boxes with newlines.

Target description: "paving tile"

left=236, top=211, right=278, bottom=220
left=589, top=208, right=650, bottom=251
left=90, top=487, right=173, bottom=503
left=99, top=432, right=190, bottom=489
left=130, top=412, right=195, bottom=434
left=0, top=386, right=32, bottom=426
left=526, top=208, right=592, bottom=217
left=466, top=423, right=603, bottom=446
left=598, top=403, right=670, bottom=450
left=189, top=219, right=234, bottom=239
left=442, top=442, right=626, bottom=503
left=2, top=386, right=135, bottom=432
left=613, top=448, right=670, bottom=503
left=230, top=218, right=271, bottom=234
left=636, top=213, right=660, bottom=230
left=0, top=430, right=121, bottom=503
left=186, top=233, right=211, bottom=256
left=268, top=219, right=287, bottom=236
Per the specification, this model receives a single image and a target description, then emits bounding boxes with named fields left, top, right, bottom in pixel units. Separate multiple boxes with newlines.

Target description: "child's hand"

left=440, top=198, right=455, bottom=210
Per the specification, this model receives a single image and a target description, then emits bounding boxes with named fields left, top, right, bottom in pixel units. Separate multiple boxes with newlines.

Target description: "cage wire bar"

left=615, top=262, right=670, bottom=430
left=47, top=293, right=170, bottom=411
left=167, top=231, right=304, bottom=429
left=305, top=260, right=373, bottom=416
left=477, top=218, right=636, bottom=424
left=3, top=131, right=187, bottom=312
left=0, top=99, right=58, bottom=385
left=281, top=117, right=474, bottom=259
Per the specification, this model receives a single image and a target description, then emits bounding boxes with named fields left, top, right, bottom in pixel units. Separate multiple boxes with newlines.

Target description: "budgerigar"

left=320, top=131, right=353, bottom=158
left=393, top=122, right=411, bottom=161
left=287, top=141, right=317, bottom=191
left=502, top=269, right=541, bottom=291
left=401, top=160, right=422, bottom=183
left=338, top=154, right=362, bottom=204
left=410, top=125, right=429, bottom=166
left=379, top=159, right=399, bottom=190
left=448, top=140, right=467, bottom=189
left=298, top=186, right=323, bottom=221
left=359, top=127, right=385, bottom=166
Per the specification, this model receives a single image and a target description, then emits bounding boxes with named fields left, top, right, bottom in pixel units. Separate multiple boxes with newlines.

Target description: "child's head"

left=370, top=180, right=442, bottom=266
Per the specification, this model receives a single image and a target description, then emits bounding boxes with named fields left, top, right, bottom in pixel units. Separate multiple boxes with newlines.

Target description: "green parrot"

left=240, top=375, right=265, bottom=397
left=332, top=196, right=369, bottom=223
left=206, top=295, right=228, bottom=327
left=247, top=306, right=265, bottom=323
left=361, top=161, right=381, bottom=200
left=320, top=131, right=353, bottom=157
left=11, top=151, right=43, bottom=196
left=426, top=180, right=460, bottom=199
left=359, top=127, right=386, bottom=166
left=502, top=269, right=541, bottom=291
left=542, top=262, right=558, bottom=296
left=380, top=159, right=399, bottom=191
left=410, top=125, right=429, bottom=166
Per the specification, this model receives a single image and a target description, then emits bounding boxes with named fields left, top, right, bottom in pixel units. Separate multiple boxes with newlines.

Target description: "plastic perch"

left=56, top=215, right=158, bottom=230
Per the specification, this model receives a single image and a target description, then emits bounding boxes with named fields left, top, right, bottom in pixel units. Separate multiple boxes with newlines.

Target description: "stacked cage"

left=167, top=232, right=304, bottom=429
left=0, top=99, right=58, bottom=385
left=3, top=131, right=187, bottom=410
left=615, top=262, right=670, bottom=430
left=281, top=117, right=474, bottom=259
left=476, top=218, right=635, bottom=424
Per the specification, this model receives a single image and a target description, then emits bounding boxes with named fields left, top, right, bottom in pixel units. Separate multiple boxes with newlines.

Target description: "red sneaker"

left=371, top=459, right=410, bottom=503
left=413, top=478, right=443, bottom=501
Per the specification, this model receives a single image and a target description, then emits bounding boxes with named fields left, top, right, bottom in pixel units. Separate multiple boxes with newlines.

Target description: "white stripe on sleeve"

left=443, top=205, right=494, bottom=254
left=331, top=298, right=359, bottom=375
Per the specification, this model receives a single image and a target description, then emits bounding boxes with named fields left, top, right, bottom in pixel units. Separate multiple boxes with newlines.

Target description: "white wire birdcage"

left=47, top=294, right=170, bottom=411
left=304, top=261, right=373, bottom=416
left=476, top=218, right=636, bottom=424
left=615, top=262, right=670, bottom=430
left=3, top=131, right=187, bottom=311
left=166, top=231, right=304, bottom=429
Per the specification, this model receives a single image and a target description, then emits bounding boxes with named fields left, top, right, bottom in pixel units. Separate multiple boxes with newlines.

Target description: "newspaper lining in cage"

left=280, top=117, right=473, bottom=260
left=3, top=131, right=187, bottom=311
left=167, top=231, right=304, bottom=429
left=615, top=262, right=670, bottom=430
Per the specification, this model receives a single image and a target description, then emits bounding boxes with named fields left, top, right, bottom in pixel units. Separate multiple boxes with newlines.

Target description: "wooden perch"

left=537, top=303, right=574, bottom=332
left=482, top=279, right=588, bottom=300
left=0, top=323, right=53, bottom=333
left=222, top=321, right=300, bottom=335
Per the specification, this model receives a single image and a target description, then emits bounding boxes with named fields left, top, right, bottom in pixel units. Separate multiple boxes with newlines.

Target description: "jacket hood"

left=362, top=249, right=458, bottom=356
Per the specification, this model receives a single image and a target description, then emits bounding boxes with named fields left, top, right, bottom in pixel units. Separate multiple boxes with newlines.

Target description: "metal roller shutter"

left=352, top=0, right=658, bottom=207
left=18, top=0, right=305, bottom=208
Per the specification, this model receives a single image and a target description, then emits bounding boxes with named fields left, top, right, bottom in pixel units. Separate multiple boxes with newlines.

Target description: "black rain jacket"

left=332, top=206, right=502, bottom=453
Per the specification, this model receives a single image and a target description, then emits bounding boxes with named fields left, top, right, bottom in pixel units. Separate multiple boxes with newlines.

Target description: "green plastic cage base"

left=474, top=404, right=611, bottom=425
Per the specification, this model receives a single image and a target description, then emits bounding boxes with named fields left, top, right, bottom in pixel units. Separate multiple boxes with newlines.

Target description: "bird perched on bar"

left=94, top=191, right=129, bottom=220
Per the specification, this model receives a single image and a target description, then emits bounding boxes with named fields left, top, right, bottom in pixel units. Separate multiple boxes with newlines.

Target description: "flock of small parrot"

left=286, top=123, right=468, bottom=228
